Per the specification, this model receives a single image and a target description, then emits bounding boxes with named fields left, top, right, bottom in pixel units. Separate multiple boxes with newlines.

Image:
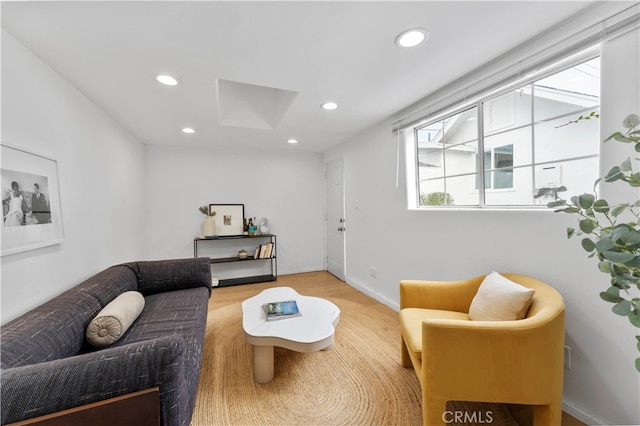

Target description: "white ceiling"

left=2, top=1, right=601, bottom=153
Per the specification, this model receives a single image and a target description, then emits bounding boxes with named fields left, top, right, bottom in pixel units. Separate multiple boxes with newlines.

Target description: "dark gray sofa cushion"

left=127, top=258, right=213, bottom=296
left=0, top=258, right=211, bottom=426
left=111, top=287, right=210, bottom=425
left=0, top=265, right=138, bottom=369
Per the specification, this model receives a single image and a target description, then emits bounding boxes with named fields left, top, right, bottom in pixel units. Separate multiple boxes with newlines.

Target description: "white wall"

left=1, top=30, right=147, bottom=323
left=325, top=28, right=640, bottom=426
left=144, top=146, right=325, bottom=276
left=569, top=27, right=640, bottom=425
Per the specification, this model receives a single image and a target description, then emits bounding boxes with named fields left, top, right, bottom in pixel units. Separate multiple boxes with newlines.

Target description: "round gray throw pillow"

left=86, top=291, right=145, bottom=347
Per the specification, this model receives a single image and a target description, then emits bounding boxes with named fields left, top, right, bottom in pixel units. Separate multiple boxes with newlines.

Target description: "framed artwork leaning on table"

left=209, top=203, right=244, bottom=236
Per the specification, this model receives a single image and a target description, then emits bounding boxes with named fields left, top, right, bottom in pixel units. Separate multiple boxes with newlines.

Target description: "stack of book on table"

left=254, top=242, right=274, bottom=259
left=262, top=299, right=301, bottom=321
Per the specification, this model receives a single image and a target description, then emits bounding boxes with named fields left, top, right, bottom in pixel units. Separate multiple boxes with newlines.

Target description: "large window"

left=415, top=56, right=600, bottom=207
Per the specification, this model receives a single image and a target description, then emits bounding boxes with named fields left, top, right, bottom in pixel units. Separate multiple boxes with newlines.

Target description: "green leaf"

left=621, top=157, right=633, bottom=172
left=612, top=204, right=629, bottom=217
left=603, top=251, right=635, bottom=264
left=612, top=276, right=633, bottom=290
left=535, top=188, right=551, bottom=198
left=579, top=218, right=597, bottom=233
left=593, top=177, right=602, bottom=190
left=611, top=225, right=630, bottom=242
left=623, top=255, right=640, bottom=268
left=593, top=199, right=610, bottom=213
left=620, top=276, right=640, bottom=287
left=621, top=230, right=640, bottom=246
left=560, top=207, right=580, bottom=214
left=598, top=261, right=611, bottom=273
left=581, top=238, right=596, bottom=252
left=636, top=358, right=640, bottom=373
left=595, top=239, right=615, bottom=253
left=547, top=200, right=566, bottom=208
left=605, top=166, right=624, bottom=182
left=600, top=287, right=624, bottom=303
left=605, top=131, right=623, bottom=143
left=629, top=310, right=640, bottom=327
left=615, top=134, right=636, bottom=143
left=634, top=142, right=640, bottom=153
left=623, top=113, right=640, bottom=129
left=631, top=173, right=640, bottom=187
left=578, top=193, right=595, bottom=209
left=567, top=228, right=575, bottom=238
left=613, top=300, right=633, bottom=316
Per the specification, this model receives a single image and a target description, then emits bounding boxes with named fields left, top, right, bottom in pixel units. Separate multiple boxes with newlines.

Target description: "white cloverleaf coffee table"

left=242, top=286, right=340, bottom=383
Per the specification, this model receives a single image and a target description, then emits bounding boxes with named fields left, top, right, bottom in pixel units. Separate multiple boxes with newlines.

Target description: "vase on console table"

left=203, top=216, right=216, bottom=238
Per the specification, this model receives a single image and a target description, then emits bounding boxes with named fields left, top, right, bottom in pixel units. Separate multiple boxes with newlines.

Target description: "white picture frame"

left=209, top=203, right=244, bottom=236
left=1, top=144, right=64, bottom=256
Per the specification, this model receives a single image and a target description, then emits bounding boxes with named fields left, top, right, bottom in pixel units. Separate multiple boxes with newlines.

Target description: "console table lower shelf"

left=216, top=274, right=277, bottom=287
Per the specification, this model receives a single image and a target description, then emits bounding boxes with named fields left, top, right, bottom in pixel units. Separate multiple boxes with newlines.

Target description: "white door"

left=326, top=157, right=346, bottom=281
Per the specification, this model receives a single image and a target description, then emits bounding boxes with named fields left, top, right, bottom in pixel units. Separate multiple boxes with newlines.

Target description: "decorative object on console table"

left=247, top=217, right=255, bottom=237
left=198, top=205, right=217, bottom=238
left=258, top=217, right=271, bottom=235
left=209, top=204, right=244, bottom=236
left=1, top=144, right=64, bottom=256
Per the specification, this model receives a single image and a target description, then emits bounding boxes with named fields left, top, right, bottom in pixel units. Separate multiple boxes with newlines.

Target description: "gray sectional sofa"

left=0, top=257, right=212, bottom=426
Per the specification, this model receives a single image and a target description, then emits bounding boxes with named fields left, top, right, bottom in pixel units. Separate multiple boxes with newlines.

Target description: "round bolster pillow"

left=86, top=291, right=145, bottom=347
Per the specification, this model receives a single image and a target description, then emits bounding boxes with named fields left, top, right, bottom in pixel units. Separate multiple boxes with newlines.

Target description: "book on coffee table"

left=262, top=300, right=301, bottom=321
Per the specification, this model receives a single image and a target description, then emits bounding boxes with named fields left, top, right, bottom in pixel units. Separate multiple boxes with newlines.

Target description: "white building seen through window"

left=415, top=55, right=601, bottom=208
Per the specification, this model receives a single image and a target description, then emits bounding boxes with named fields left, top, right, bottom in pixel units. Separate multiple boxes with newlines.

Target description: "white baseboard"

left=277, top=266, right=326, bottom=276
left=563, top=397, right=611, bottom=425
left=344, top=275, right=399, bottom=312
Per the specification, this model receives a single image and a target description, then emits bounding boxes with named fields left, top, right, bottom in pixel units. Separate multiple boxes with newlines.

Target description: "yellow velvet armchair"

left=399, top=273, right=565, bottom=426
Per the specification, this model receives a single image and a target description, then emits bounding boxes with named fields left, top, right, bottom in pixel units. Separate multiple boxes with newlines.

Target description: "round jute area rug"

left=190, top=296, right=518, bottom=426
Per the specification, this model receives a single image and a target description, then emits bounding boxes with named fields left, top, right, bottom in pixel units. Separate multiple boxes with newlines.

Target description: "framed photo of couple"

left=1, top=144, right=64, bottom=256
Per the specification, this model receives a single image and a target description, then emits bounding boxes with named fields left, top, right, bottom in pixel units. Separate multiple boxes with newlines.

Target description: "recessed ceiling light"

left=182, top=127, right=196, bottom=134
left=156, top=74, right=180, bottom=86
left=321, top=102, right=339, bottom=111
left=395, top=28, right=429, bottom=48
left=287, top=139, right=298, bottom=144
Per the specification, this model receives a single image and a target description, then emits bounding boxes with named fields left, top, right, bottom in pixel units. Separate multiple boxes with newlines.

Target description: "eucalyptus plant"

left=539, top=113, right=640, bottom=372
left=198, top=206, right=217, bottom=217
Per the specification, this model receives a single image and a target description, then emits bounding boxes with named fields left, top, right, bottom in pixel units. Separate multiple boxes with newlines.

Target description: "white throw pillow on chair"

left=469, top=271, right=535, bottom=321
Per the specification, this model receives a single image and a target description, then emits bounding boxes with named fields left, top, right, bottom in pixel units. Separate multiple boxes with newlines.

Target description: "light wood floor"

left=209, top=271, right=586, bottom=426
